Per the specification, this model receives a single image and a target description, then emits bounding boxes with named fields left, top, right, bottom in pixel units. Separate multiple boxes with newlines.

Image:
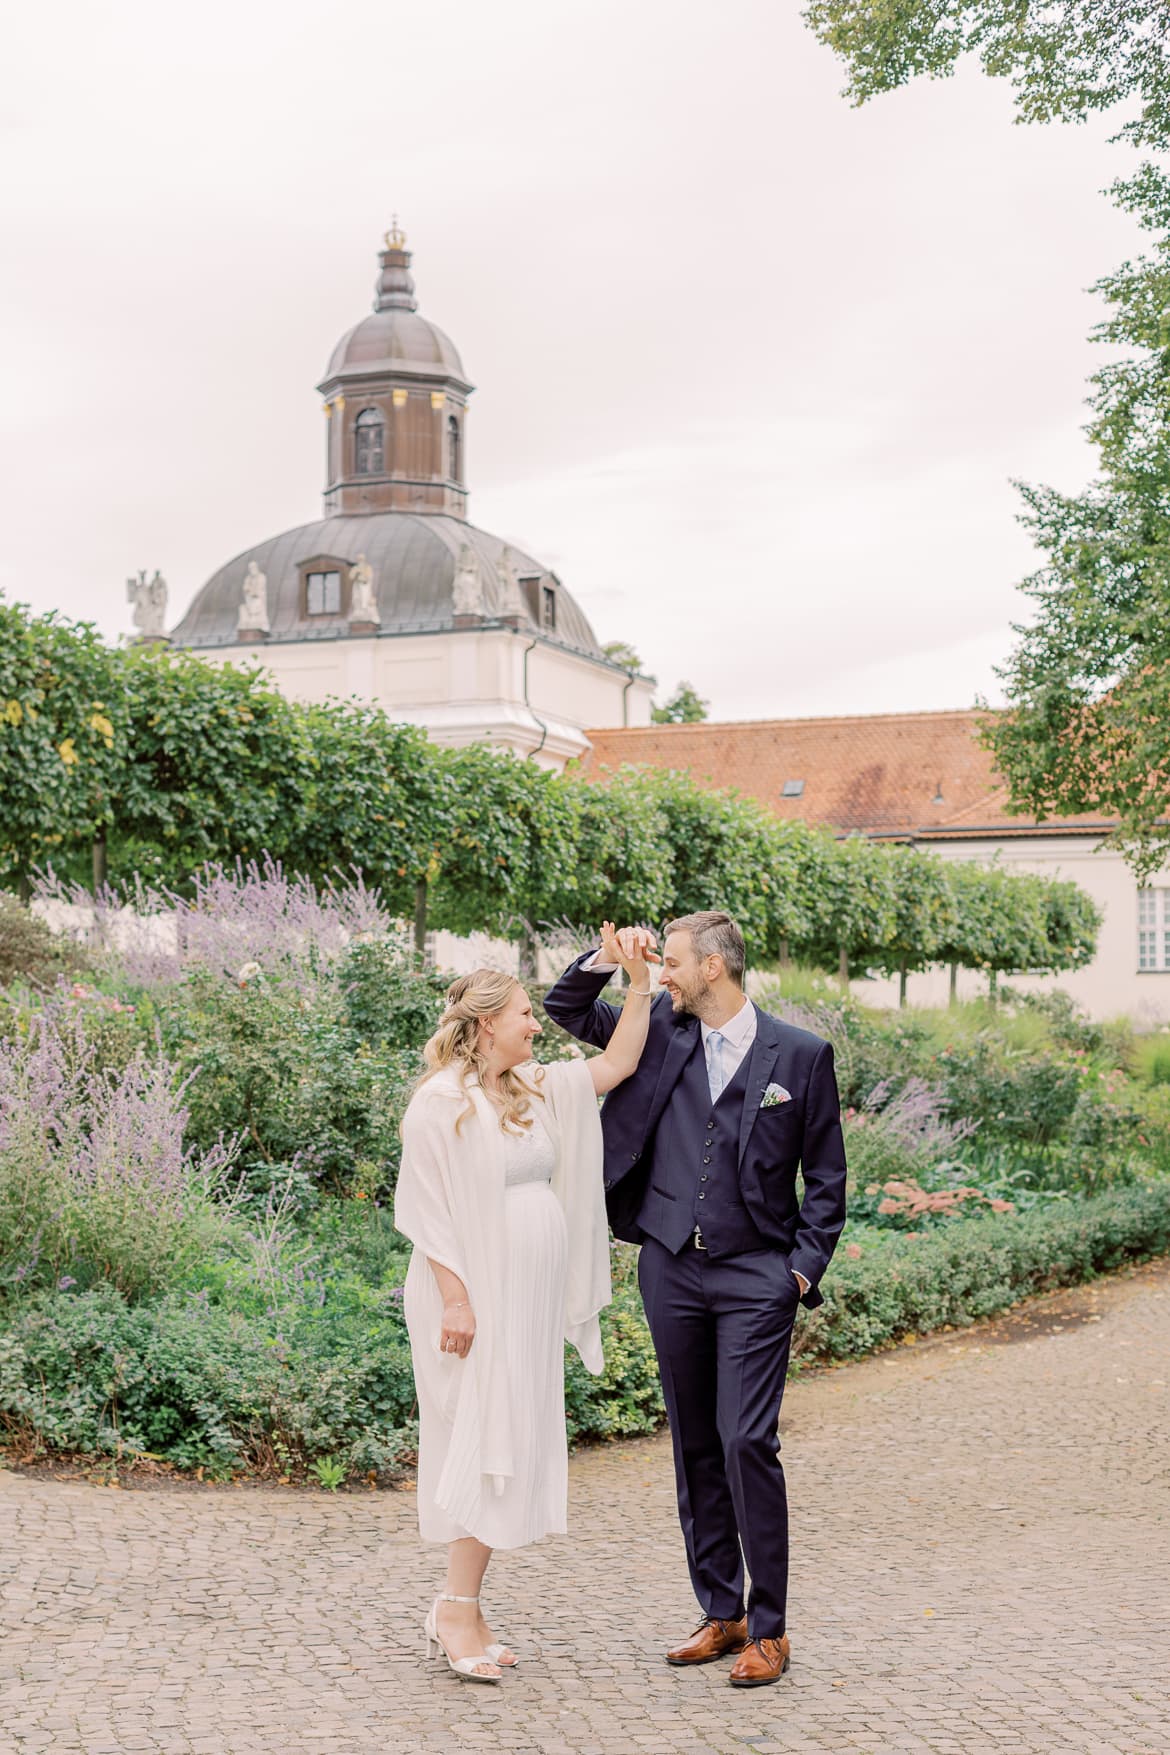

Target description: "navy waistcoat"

left=636, top=1031, right=767, bottom=1257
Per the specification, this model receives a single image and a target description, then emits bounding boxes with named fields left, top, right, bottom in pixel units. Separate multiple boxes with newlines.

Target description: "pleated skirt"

left=410, top=1181, right=569, bottom=1550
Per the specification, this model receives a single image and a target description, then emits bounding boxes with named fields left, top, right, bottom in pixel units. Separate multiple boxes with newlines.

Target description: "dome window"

left=305, top=568, right=343, bottom=615
left=448, top=414, right=461, bottom=484
left=354, top=408, right=385, bottom=476
left=541, top=583, right=557, bottom=630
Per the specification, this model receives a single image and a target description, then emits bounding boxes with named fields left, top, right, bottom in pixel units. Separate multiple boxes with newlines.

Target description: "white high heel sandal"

left=424, top=1593, right=504, bottom=1683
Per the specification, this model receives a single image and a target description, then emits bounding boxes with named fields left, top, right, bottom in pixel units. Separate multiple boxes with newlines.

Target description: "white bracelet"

left=627, top=986, right=652, bottom=996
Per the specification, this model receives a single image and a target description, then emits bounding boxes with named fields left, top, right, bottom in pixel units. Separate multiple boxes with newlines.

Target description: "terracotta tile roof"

left=580, top=710, right=1118, bottom=841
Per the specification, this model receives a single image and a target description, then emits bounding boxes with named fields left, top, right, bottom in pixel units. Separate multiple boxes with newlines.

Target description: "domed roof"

left=319, top=223, right=470, bottom=390
left=170, top=512, right=604, bottom=659
left=325, top=308, right=465, bottom=380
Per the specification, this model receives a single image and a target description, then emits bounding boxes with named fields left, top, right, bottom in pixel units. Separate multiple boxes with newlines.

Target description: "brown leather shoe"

left=664, top=1615, right=748, bottom=1666
left=728, top=1634, right=791, bottom=1687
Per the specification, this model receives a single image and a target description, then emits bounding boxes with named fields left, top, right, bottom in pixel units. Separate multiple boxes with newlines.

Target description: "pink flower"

left=845, top=1242, right=862, bottom=1259
left=989, top=1198, right=1015, bottom=1213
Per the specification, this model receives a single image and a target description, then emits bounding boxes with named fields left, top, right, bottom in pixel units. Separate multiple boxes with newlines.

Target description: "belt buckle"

left=693, top=1225, right=707, bottom=1251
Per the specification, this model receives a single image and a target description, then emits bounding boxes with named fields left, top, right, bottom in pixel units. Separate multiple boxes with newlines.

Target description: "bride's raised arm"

left=587, top=920, right=659, bottom=1095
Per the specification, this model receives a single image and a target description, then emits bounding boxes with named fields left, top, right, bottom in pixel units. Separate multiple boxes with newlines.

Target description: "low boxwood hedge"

left=0, top=1183, right=1166, bottom=1480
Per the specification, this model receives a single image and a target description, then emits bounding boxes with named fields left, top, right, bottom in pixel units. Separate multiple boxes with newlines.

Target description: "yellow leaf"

left=58, top=737, right=79, bottom=766
left=89, top=712, right=115, bottom=743
left=4, top=699, right=22, bottom=726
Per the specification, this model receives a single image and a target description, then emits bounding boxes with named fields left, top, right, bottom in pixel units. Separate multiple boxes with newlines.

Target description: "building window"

left=1137, top=887, right=1170, bottom=970
left=306, top=570, right=342, bottom=615
left=354, top=408, right=384, bottom=475
left=782, top=779, right=805, bottom=797
left=541, top=583, right=557, bottom=630
left=448, top=414, right=461, bottom=483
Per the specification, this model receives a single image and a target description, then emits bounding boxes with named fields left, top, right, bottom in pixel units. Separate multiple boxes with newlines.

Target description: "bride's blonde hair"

left=418, top=969, right=544, bottom=1134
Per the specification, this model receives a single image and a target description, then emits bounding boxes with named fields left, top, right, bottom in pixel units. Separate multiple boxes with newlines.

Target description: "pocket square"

left=760, top=1082, right=791, bottom=1108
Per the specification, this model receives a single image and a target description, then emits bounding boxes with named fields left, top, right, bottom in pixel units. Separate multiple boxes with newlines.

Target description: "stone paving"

left=2, top=1257, right=1169, bottom=1755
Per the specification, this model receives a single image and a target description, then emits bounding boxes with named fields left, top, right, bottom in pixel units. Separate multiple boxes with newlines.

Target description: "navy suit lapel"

left=646, top=1015, right=701, bottom=1137
left=738, top=1006, right=785, bottom=1165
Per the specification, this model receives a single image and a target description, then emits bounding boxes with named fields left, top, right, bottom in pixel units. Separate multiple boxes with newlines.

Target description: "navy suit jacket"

left=544, top=952, right=848, bottom=1309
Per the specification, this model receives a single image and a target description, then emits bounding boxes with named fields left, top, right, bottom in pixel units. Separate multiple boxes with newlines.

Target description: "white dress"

left=407, top=1106, right=570, bottom=1549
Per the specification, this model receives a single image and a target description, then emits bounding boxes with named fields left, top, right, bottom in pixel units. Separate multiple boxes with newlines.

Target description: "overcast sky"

left=1, top=0, right=1143, bottom=721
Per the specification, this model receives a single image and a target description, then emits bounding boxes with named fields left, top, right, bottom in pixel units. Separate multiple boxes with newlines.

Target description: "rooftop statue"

left=452, top=543, right=484, bottom=616
left=127, top=569, right=168, bottom=638
left=237, top=560, right=270, bottom=634
left=349, top=553, right=380, bottom=624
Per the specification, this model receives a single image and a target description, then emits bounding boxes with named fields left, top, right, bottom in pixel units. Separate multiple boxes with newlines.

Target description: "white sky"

left=0, top=0, right=1143, bottom=720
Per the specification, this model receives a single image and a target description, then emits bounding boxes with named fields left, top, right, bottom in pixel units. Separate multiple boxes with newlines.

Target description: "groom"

left=545, top=911, right=847, bottom=1686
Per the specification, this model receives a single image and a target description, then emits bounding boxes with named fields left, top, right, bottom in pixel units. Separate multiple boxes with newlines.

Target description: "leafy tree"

left=805, top=0, right=1170, bottom=876
left=869, top=845, right=960, bottom=1005
left=601, top=640, right=643, bottom=671
left=796, top=832, right=899, bottom=984
left=543, top=767, right=676, bottom=929
left=649, top=771, right=779, bottom=962
left=651, top=681, right=709, bottom=724
left=109, top=649, right=313, bottom=888
left=294, top=700, right=440, bottom=917
left=0, top=600, right=121, bottom=890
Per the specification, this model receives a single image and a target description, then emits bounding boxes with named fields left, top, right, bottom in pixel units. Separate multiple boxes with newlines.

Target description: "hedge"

left=797, top=1180, right=1170, bottom=1364
left=1, top=1185, right=1167, bottom=1481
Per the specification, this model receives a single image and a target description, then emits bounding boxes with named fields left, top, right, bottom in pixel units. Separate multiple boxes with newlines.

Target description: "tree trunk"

left=92, top=827, right=108, bottom=894
left=779, top=937, right=791, bottom=968
left=949, top=961, right=958, bottom=1007
left=413, top=879, right=428, bottom=960
left=988, top=967, right=998, bottom=1008
left=518, top=921, right=538, bottom=982
left=838, top=946, right=849, bottom=989
left=898, top=966, right=908, bottom=1008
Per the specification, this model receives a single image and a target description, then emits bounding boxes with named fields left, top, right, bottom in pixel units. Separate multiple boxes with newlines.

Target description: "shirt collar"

left=701, top=996, right=754, bottom=1047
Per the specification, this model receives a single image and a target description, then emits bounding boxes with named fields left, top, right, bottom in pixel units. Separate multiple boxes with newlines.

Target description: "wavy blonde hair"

left=417, top=969, right=544, bottom=1134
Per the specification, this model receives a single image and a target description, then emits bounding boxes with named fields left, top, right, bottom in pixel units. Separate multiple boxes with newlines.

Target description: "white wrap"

left=393, top=1057, right=611, bottom=1530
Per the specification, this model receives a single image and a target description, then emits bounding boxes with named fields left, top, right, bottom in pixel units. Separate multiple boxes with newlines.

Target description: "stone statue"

left=451, top=543, right=484, bottom=616
left=126, top=569, right=168, bottom=638
left=237, top=560, right=269, bottom=634
left=349, top=553, right=379, bottom=624
left=495, top=545, right=525, bottom=619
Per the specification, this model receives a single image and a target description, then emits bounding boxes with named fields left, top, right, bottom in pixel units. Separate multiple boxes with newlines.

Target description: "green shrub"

left=0, top=1017, right=236, bottom=1303
left=796, top=1181, right=1170, bottom=1364
left=153, top=967, right=419, bottom=1210
left=0, top=894, right=89, bottom=989
left=1131, top=1033, right=1170, bottom=1088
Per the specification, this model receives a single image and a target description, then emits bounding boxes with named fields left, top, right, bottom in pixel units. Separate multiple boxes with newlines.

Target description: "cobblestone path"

left=2, top=1257, right=1169, bottom=1755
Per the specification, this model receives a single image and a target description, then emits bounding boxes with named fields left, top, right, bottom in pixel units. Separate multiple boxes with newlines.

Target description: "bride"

left=395, top=924, right=655, bottom=1682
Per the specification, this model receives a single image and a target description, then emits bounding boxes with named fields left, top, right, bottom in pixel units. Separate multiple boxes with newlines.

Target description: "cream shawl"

left=393, top=1056, right=610, bottom=1528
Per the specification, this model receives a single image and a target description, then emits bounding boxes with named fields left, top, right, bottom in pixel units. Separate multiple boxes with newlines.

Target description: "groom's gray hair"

left=664, top=910, right=745, bottom=985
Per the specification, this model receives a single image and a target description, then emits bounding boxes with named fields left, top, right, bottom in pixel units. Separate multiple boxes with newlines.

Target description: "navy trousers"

left=638, top=1237, right=801, bottom=1639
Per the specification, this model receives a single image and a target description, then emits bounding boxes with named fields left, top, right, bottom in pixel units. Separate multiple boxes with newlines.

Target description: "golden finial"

left=384, top=214, right=407, bottom=250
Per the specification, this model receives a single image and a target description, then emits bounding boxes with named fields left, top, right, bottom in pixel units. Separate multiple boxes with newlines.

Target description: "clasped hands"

left=599, top=921, right=662, bottom=985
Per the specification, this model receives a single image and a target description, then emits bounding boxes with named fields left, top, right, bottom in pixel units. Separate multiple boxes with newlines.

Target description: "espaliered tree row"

left=0, top=598, right=1101, bottom=992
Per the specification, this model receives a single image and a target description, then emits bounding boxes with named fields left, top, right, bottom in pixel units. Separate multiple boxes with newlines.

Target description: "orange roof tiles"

left=580, top=710, right=1116, bottom=841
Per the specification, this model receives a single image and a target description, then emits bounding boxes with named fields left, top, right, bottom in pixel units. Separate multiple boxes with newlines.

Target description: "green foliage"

left=0, top=893, right=88, bottom=989
left=154, top=968, right=420, bottom=1210
left=0, top=602, right=120, bottom=887
left=804, top=0, right=1170, bottom=875
left=293, top=701, right=438, bottom=915
left=600, top=640, right=643, bottom=672
left=798, top=1182, right=1170, bottom=1365
left=651, top=680, right=709, bottom=723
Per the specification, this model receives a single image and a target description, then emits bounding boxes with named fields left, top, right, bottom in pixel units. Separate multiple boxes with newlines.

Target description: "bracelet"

left=444, top=1299, right=470, bottom=1310
left=627, top=986, right=652, bottom=996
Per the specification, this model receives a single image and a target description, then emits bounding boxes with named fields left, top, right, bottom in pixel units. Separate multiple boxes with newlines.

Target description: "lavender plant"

left=34, top=857, right=398, bottom=993
left=0, top=1011, right=237, bottom=1301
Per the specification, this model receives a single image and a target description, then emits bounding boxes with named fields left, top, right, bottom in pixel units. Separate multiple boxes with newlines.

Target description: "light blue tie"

left=706, top=1030, right=725, bottom=1101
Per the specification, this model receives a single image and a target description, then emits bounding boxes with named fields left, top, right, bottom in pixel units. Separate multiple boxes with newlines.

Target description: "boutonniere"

left=760, top=1082, right=792, bottom=1109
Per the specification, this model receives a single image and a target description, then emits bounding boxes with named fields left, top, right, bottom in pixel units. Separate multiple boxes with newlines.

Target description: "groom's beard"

left=667, top=978, right=706, bottom=1017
